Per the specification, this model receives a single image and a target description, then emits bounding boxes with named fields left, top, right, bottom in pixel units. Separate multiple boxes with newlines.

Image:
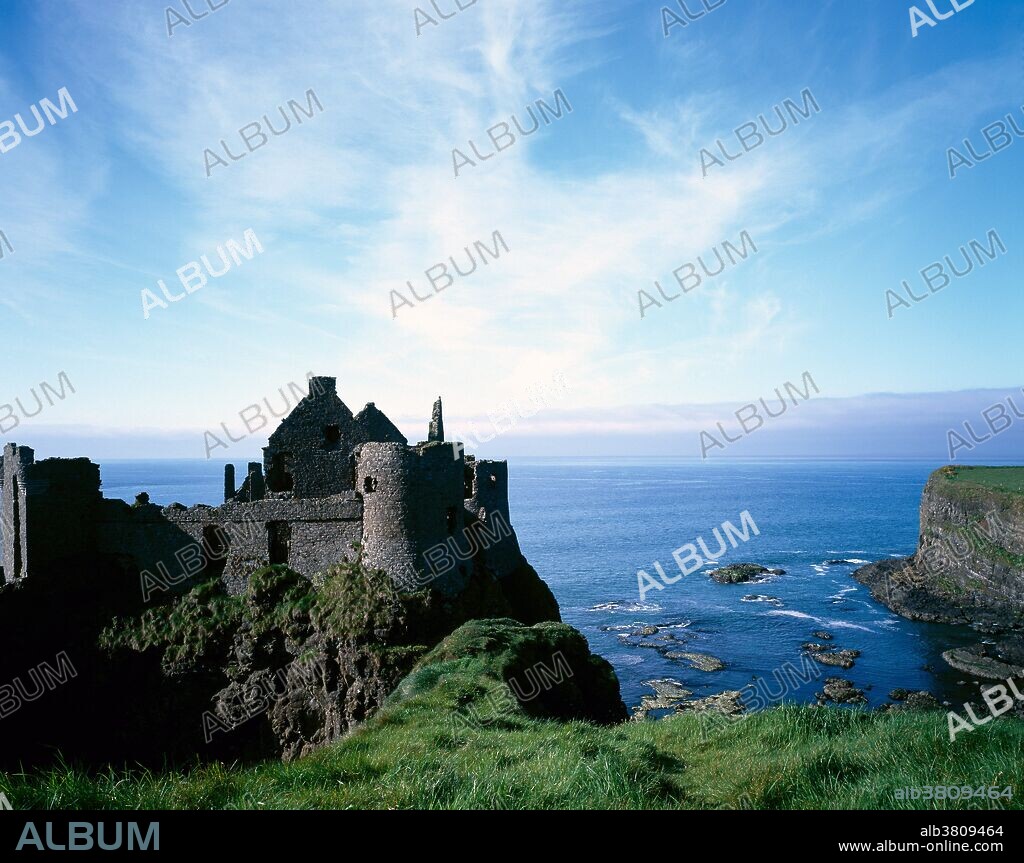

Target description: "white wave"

left=764, top=609, right=875, bottom=633
left=742, top=594, right=783, bottom=605
left=590, top=601, right=661, bottom=613
left=767, top=609, right=814, bottom=620
left=827, top=585, right=860, bottom=601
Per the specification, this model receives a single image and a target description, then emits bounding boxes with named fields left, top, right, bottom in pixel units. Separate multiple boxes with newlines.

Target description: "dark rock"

left=942, top=643, right=1024, bottom=680
left=497, top=559, right=561, bottom=625
left=708, top=563, right=773, bottom=584
left=880, top=690, right=942, bottom=712
left=802, top=641, right=860, bottom=670
left=816, top=677, right=867, bottom=705
left=806, top=648, right=860, bottom=670
left=812, top=630, right=834, bottom=641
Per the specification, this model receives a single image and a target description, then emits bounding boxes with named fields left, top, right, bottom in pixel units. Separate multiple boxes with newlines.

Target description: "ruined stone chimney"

left=248, top=462, right=265, bottom=501
left=224, top=464, right=235, bottom=502
left=429, top=397, right=444, bottom=442
left=309, top=376, right=336, bottom=400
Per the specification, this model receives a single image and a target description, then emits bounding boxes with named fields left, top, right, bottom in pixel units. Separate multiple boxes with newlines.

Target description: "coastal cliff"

left=854, top=466, right=1024, bottom=629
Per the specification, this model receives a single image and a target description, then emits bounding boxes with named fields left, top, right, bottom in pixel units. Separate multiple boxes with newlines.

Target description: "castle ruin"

left=0, top=377, right=524, bottom=598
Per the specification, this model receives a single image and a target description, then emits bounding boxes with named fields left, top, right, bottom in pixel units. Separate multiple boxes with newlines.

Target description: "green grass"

left=937, top=466, right=1024, bottom=497
left=3, top=706, right=1019, bottom=811
left=4, top=620, right=1022, bottom=811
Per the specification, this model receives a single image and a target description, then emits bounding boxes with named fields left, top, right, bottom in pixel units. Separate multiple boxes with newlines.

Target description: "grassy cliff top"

left=4, top=618, right=1023, bottom=811
left=938, top=466, right=1024, bottom=495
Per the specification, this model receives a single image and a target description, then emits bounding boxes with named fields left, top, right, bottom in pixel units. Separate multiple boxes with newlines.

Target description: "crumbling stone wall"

left=465, top=457, right=523, bottom=579
left=1, top=378, right=526, bottom=603
left=96, top=495, right=362, bottom=595
left=263, top=376, right=357, bottom=497
left=1, top=444, right=101, bottom=584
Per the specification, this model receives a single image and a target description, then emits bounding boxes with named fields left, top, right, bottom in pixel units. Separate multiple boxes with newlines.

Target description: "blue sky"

left=0, top=0, right=1020, bottom=459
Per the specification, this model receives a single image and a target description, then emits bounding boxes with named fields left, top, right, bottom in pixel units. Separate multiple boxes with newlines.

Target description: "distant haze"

left=12, top=386, right=1022, bottom=463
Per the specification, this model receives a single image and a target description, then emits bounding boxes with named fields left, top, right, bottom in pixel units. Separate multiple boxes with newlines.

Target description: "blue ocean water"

left=99, top=458, right=987, bottom=711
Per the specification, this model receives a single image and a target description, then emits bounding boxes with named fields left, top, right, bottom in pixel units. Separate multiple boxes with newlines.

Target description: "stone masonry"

left=0, top=377, right=524, bottom=598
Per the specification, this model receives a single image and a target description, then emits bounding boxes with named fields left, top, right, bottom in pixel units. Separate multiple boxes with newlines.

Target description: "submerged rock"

left=631, top=678, right=692, bottom=720
left=646, top=678, right=692, bottom=700
left=663, top=650, right=726, bottom=671
left=812, top=630, right=834, bottom=641
left=742, top=594, right=783, bottom=606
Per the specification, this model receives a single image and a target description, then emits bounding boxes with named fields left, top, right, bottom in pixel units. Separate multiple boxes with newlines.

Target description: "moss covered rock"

left=391, top=618, right=627, bottom=726
left=99, top=551, right=564, bottom=762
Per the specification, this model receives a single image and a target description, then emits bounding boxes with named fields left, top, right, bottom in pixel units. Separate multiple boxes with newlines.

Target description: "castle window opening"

left=489, top=474, right=497, bottom=486
left=202, top=524, right=228, bottom=578
left=269, top=452, right=294, bottom=492
left=363, top=476, right=377, bottom=493
left=446, top=507, right=458, bottom=535
left=323, top=424, right=341, bottom=448
left=267, top=521, right=291, bottom=565
left=463, top=466, right=474, bottom=498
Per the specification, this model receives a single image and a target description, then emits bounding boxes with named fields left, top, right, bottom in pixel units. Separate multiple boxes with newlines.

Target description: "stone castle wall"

left=0, top=379, right=523, bottom=601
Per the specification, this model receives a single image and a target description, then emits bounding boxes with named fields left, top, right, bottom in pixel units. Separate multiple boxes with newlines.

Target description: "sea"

left=97, top=458, right=993, bottom=713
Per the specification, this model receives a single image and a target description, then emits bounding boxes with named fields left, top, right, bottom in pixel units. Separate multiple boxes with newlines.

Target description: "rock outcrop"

left=0, top=539, right=562, bottom=768
left=708, top=563, right=784, bottom=584
left=941, top=639, right=1024, bottom=680
left=803, top=643, right=860, bottom=669
left=0, top=377, right=567, bottom=768
left=393, top=617, right=627, bottom=726
left=854, top=466, right=1024, bottom=629
left=816, top=677, right=867, bottom=705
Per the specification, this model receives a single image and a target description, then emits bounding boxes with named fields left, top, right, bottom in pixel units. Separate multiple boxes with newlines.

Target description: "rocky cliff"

left=0, top=545, right=564, bottom=768
left=854, top=466, right=1024, bottom=629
